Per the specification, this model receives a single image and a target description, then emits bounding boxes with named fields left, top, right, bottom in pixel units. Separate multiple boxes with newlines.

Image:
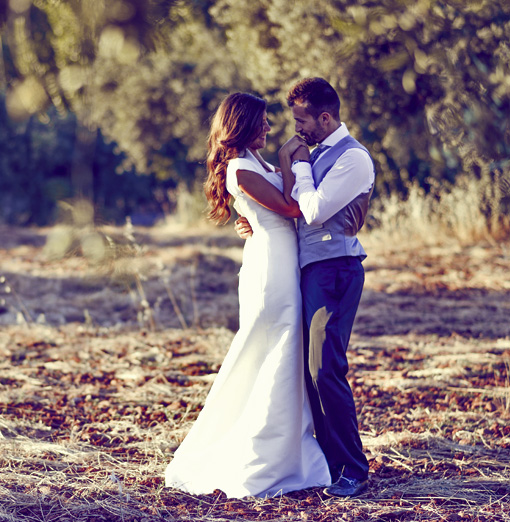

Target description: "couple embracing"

left=165, top=77, right=375, bottom=499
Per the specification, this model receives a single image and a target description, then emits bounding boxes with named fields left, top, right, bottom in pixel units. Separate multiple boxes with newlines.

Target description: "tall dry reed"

left=367, top=173, right=510, bottom=247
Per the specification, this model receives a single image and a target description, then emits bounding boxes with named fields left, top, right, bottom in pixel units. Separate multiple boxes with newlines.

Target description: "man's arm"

left=291, top=149, right=374, bottom=225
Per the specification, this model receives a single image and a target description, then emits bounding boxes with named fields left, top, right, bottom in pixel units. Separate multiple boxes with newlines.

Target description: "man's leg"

left=301, top=256, right=369, bottom=486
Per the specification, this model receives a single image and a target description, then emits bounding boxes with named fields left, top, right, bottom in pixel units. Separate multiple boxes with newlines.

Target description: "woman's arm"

left=236, top=169, right=301, bottom=218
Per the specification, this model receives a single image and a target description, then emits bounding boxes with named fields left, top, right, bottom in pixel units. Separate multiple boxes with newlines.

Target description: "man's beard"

left=300, top=123, right=323, bottom=146
left=301, top=134, right=317, bottom=146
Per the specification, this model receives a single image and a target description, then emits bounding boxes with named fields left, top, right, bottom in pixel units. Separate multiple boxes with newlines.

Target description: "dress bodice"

left=226, top=150, right=295, bottom=233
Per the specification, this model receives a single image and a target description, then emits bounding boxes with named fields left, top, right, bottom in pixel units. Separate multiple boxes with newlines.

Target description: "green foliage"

left=1, top=0, right=242, bottom=224
left=0, top=93, right=170, bottom=225
left=0, top=0, right=509, bottom=231
left=2, top=0, right=244, bottom=177
left=210, top=0, right=510, bottom=195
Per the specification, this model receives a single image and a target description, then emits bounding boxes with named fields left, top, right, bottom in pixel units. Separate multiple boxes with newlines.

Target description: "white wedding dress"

left=165, top=150, right=331, bottom=498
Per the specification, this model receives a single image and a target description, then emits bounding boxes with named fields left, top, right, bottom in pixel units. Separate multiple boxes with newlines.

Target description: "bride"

left=164, top=92, right=330, bottom=498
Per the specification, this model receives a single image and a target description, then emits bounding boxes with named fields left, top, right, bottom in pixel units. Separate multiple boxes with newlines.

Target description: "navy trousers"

left=301, top=256, right=369, bottom=481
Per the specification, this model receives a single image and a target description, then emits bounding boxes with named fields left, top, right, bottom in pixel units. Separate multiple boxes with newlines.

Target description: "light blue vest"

left=297, top=135, right=374, bottom=268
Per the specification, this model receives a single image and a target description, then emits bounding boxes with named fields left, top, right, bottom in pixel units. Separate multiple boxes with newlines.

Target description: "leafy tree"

left=1, top=0, right=509, bottom=231
left=0, top=92, right=168, bottom=225
left=0, top=0, right=247, bottom=223
left=1, top=0, right=245, bottom=179
left=210, top=0, right=510, bottom=196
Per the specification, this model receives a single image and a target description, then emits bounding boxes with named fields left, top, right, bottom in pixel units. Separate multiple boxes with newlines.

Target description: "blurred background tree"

left=1, top=0, right=509, bottom=232
left=0, top=0, right=244, bottom=224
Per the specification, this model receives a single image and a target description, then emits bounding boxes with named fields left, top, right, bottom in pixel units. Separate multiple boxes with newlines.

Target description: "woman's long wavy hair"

left=205, top=92, right=267, bottom=224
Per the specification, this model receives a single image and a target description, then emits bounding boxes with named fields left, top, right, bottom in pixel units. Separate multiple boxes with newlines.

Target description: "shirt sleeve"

left=291, top=148, right=375, bottom=225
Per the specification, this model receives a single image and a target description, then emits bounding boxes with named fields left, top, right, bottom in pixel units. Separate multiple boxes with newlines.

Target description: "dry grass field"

left=1, top=221, right=509, bottom=521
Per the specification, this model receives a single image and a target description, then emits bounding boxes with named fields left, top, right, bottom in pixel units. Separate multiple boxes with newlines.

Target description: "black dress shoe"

left=323, top=476, right=368, bottom=497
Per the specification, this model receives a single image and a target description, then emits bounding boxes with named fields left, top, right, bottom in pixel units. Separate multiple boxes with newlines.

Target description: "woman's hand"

left=290, top=143, right=310, bottom=162
left=279, top=135, right=309, bottom=160
left=234, top=216, right=253, bottom=238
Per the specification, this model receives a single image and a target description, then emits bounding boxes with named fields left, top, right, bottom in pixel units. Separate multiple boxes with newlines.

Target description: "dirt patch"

left=1, top=224, right=509, bottom=521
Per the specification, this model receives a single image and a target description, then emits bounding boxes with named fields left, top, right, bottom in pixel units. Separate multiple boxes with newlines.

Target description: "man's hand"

left=234, top=216, right=253, bottom=239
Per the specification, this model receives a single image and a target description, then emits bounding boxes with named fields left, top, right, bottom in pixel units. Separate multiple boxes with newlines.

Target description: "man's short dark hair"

left=287, top=77, right=340, bottom=121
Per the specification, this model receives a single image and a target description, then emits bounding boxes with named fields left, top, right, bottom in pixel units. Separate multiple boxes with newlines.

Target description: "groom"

left=236, top=77, right=375, bottom=497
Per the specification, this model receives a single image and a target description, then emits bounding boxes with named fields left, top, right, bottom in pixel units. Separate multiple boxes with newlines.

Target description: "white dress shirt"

left=291, top=124, right=375, bottom=226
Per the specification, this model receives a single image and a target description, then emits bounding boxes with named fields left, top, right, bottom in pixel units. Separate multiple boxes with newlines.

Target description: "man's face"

left=291, top=104, right=326, bottom=146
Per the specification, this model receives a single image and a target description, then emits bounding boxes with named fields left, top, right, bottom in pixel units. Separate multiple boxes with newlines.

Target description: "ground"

left=0, top=223, right=509, bottom=521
